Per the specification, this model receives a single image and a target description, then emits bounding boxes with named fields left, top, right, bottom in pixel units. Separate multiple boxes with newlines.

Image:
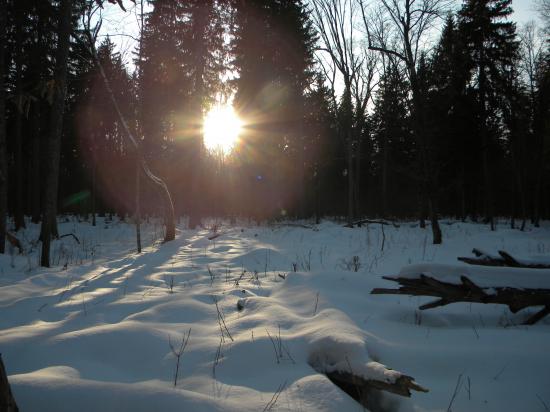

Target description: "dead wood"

left=344, top=219, right=400, bottom=228
left=458, top=248, right=550, bottom=269
left=59, top=233, right=80, bottom=244
left=371, top=274, right=550, bottom=325
left=325, top=369, right=428, bottom=409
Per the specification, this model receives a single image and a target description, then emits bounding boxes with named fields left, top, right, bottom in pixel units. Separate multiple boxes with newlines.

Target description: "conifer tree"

left=232, top=0, right=316, bottom=219
left=458, top=0, right=519, bottom=229
left=371, top=63, right=412, bottom=217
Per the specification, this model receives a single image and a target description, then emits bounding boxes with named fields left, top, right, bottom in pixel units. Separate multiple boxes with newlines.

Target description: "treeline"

left=0, top=0, right=549, bottom=255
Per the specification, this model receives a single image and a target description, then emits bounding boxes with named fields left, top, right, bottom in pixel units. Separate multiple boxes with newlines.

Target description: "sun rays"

left=203, top=105, right=243, bottom=155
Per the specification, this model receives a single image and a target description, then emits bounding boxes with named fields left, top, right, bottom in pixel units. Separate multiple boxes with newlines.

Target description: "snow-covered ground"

left=1, top=217, right=549, bottom=411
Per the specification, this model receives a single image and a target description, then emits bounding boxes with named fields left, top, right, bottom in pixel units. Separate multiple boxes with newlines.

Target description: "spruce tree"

left=232, top=0, right=316, bottom=218
left=371, top=63, right=412, bottom=217
left=459, top=0, right=519, bottom=229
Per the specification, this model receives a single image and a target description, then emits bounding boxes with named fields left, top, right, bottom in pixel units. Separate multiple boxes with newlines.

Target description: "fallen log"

left=208, top=232, right=222, bottom=241
left=326, top=369, right=428, bottom=398
left=324, top=366, right=427, bottom=410
left=0, top=355, right=18, bottom=412
left=344, top=219, right=400, bottom=228
left=458, top=248, right=550, bottom=269
left=371, top=274, right=550, bottom=325
left=59, top=233, right=80, bottom=244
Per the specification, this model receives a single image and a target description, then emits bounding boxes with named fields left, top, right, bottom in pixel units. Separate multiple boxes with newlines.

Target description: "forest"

left=0, top=0, right=549, bottom=261
left=2, top=2, right=550, bottom=411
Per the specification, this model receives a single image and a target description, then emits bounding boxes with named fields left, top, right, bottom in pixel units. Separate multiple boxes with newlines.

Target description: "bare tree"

left=520, top=22, right=544, bottom=106
left=311, top=0, right=378, bottom=224
left=82, top=3, right=176, bottom=243
left=538, top=0, right=550, bottom=33
left=360, top=0, right=450, bottom=244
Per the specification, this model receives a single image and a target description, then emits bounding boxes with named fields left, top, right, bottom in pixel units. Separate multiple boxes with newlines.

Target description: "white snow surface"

left=1, top=217, right=550, bottom=411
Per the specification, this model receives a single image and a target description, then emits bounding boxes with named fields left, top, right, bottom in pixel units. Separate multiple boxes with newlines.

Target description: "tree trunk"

left=460, top=165, right=466, bottom=221
left=418, top=190, right=426, bottom=228
left=347, top=135, right=354, bottom=225
left=381, top=136, right=388, bottom=218
left=354, top=133, right=362, bottom=218
left=13, top=102, right=25, bottom=230
left=428, top=195, right=442, bottom=244
left=136, top=155, right=142, bottom=253
left=533, top=126, right=544, bottom=228
left=40, top=0, right=73, bottom=267
left=30, top=103, right=42, bottom=223
left=478, top=48, right=495, bottom=231
left=13, top=14, right=25, bottom=231
left=91, top=159, right=96, bottom=226
left=409, top=71, right=441, bottom=243
left=0, top=0, right=8, bottom=254
left=0, top=355, right=18, bottom=412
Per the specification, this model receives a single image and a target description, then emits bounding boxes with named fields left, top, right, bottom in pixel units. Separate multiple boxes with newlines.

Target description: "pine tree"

left=427, top=15, right=476, bottom=219
left=371, top=63, right=413, bottom=217
left=459, top=0, right=519, bottom=229
left=73, top=38, right=135, bottom=217
left=232, top=0, right=316, bottom=218
left=532, top=47, right=550, bottom=225
left=136, top=0, right=229, bottom=225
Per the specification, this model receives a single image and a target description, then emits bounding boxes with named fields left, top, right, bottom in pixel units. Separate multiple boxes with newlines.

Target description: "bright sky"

left=514, top=0, right=540, bottom=22
left=98, top=0, right=542, bottom=70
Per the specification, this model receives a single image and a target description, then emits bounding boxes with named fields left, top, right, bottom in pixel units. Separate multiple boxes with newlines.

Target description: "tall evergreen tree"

left=137, top=0, right=229, bottom=225
left=427, top=15, right=477, bottom=219
left=371, top=63, right=413, bottom=217
left=232, top=0, right=316, bottom=219
left=459, top=0, right=519, bottom=229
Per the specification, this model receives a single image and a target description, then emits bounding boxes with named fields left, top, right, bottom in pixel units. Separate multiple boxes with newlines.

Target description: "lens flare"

left=203, top=105, right=242, bottom=155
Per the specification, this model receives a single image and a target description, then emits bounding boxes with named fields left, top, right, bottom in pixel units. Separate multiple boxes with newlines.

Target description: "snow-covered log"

left=0, top=355, right=18, bottom=412
left=326, top=364, right=428, bottom=399
left=307, top=325, right=428, bottom=407
left=458, top=248, right=550, bottom=269
left=372, top=267, right=550, bottom=325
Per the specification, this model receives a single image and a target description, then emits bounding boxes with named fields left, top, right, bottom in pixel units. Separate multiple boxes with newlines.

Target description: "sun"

left=203, top=105, right=242, bottom=155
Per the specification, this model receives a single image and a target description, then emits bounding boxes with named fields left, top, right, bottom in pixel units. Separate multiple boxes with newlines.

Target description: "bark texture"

left=40, top=0, right=73, bottom=267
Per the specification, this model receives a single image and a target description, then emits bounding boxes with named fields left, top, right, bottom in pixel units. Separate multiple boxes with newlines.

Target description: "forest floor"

left=1, top=217, right=549, bottom=411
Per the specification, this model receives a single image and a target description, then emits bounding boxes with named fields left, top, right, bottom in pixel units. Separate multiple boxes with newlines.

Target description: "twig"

left=168, top=328, right=192, bottom=387
left=313, top=292, right=320, bottom=315
left=536, top=394, right=550, bottom=411
left=213, top=296, right=233, bottom=342
left=492, top=363, right=508, bottom=381
left=213, top=337, right=223, bottom=378
left=266, top=329, right=280, bottom=364
left=262, top=381, right=287, bottom=412
left=208, top=265, right=215, bottom=286
left=447, top=373, right=463, bottom=412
